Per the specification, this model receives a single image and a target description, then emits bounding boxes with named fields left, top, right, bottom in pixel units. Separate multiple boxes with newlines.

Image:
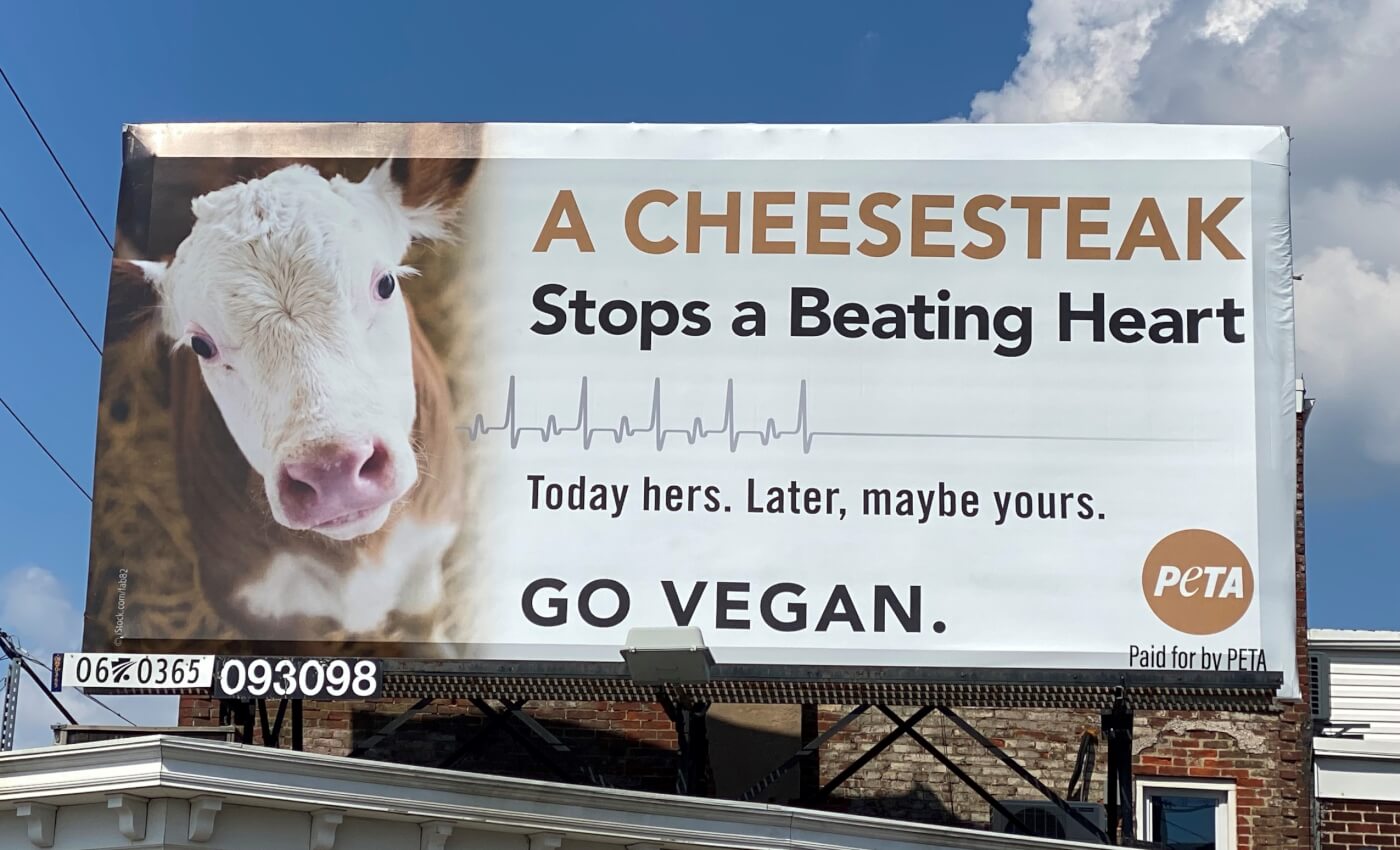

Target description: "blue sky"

left=1, top=1, right=1397, bottom=741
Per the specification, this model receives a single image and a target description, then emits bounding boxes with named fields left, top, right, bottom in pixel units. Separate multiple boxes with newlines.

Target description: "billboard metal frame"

left=90, top=122, right=1298, bottom=706
left=77, top=658, right=1283, bottom=708
left=207, top=686, right=1151, bottom=845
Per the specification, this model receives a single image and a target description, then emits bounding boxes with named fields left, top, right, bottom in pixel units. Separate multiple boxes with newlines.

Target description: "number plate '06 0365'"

left=54, top=653, right=214, bottom=691
left=211, top=657, right=383, bottom=700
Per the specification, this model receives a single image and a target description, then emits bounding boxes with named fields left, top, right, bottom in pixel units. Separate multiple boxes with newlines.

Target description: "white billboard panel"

left=86, top=123, right=1297, bottom=696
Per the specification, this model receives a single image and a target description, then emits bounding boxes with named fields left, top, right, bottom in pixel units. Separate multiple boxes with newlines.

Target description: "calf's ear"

left=105, top=259, right=169, bottom=346
left=369, top=157, right=480, bottom=240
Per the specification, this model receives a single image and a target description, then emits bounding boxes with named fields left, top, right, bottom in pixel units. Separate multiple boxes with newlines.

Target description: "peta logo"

left=1141, top=530, right=1254, bottom=635
left=1151, top=565, right=1248, bottom=599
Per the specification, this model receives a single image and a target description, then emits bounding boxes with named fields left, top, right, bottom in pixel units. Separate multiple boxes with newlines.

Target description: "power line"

left=1, top=204, right=102, bottom=355
left=0, top=631, right=76, bottom=728
left=19, top=649, right=136, bottom=727
left=0, top=391, right=92, bottom=502
left=0, top=64, right=114, bottom=252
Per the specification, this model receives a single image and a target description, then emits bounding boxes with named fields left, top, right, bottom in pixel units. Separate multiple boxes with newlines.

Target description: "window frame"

left=1135, top=776, right=1238, bottom=850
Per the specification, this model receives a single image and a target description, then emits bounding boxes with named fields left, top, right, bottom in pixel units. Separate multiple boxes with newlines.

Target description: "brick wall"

left=812, top=706, right=1105, bottom=826
left=809, top=407, right=1313, bottom=846
left=1134, top=709, right=1307, bottom=849
left=180, top=697, right=681, bottom=792
left=1319, top=801, right=1400, bottom=849
left=806, top=705, right=1306, bottom=846
left=179, top=408, right=1314, bottom=843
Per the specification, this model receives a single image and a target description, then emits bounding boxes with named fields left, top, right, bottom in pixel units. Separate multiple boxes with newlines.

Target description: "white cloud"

left=1297, top=181, right=1400, bottom=274
left=1295, top=248, right=1400, bottom=488
left=966, top=0, right=1400, bottom=495
left=969, top=0, right=1172, bottom=124
left=2, top=566, right=174, bottom=750
left=1198, top=0, right=1305, bottom=45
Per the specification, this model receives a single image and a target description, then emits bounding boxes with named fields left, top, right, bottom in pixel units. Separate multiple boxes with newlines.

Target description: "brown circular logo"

left=1142, top=529, right=1254, bottom=635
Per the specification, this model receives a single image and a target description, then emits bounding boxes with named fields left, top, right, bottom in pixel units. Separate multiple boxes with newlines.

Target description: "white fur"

left=236, top=516, right=458, bottom=633
left=137, top=163, right=448, bottom=538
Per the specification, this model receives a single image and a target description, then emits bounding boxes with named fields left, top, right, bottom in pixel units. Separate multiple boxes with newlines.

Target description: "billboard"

left=84, top=123, right=1298, bottom=696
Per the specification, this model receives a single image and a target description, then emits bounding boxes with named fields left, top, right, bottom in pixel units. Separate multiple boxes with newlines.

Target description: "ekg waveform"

left=460, top=377, right=1201, bottom=454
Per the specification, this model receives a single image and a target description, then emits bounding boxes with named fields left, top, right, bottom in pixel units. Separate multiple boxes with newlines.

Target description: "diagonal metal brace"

left=348, top=696, right=434, bottom=758
left=469, top=699, right=611, bottom=788
left=742, top=703, right=870, bottom=802
left=810, top=705, right=935, bottom=803
left=937, top=705, right=1110, bottom=843
left=876, top=706, right=1037, bottom=837
left=437, top=699, right=518, bottom=769
left=257, top=698, right=289, bottom=747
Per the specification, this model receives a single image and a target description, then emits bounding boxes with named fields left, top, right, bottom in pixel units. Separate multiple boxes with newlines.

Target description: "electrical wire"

left=18, top=648, right=137, bottom=726
left=0, top=391, right=93, bottom=501
left=0, top=64, right=114, bottom=252
left=1, top=204, right=103, bottom=355
left=0, top=631, right=76, bottom=725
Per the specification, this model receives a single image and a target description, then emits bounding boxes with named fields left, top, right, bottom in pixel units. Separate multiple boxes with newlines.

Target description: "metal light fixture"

left=620, top=627, right=714, bottom=685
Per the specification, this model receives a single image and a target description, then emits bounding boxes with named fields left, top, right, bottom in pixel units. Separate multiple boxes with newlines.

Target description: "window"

left=1136, top=778, right=1237, bottom=850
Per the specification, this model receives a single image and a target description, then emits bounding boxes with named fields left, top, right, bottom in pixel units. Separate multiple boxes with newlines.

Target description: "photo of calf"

left=87, top=153, right=483, bottom=655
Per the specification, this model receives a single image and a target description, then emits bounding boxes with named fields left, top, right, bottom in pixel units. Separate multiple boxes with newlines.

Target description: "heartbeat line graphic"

left=459, top=377, right=1203, bottom=454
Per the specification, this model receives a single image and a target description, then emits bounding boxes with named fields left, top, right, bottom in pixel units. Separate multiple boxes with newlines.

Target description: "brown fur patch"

left=105, top=260, right=161, bottom=346
left=171, top=295, right=462, bottom=640
left=390, top=158, right=480, bottom=211
left=87, top=156, right=480, bottom=656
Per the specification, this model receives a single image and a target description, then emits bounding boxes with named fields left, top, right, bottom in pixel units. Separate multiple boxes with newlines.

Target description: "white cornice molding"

left=1315, top=736, right=1400, bottom=760
left=107, top=793, right=148, bottom=840
left=1, top=735, right=1084, bottom=850
left=189, top=795, right=224, bottom=842
left=529, top=833, right=564, bottom=850
left=310, top=809, right=344, bottom=850
left=14, top=801, right=56, bottom=848
left=420, top=821, right=453, bottom=850
left=1309, top=628, right=1400, bottom=650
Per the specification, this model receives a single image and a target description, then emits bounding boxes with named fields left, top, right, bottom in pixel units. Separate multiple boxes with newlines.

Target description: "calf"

left=110, top=158, right=476, bottom=644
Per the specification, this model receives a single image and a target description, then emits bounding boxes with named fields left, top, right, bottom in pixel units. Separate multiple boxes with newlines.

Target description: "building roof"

left=0, top=735, right=1101, bottom=850
left=1310, top=629, right=1400, bottom=650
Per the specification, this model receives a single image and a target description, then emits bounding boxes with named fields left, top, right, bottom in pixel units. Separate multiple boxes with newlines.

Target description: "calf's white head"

left=128, top=160, right=474, bottom=541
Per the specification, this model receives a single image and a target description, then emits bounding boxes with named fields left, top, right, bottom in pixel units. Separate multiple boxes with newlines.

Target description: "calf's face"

left=130, top=162, right=470, bottom=540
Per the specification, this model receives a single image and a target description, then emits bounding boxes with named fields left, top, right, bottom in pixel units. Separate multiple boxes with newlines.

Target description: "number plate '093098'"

left=211, top=657, right=383, bottom=700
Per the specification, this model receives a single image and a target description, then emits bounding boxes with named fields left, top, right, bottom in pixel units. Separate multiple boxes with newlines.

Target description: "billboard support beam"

left=215, top=698, right=304, bottom=748
left=350, top=697, right=435, bottom=758
left=291, top=699, right=303, bottom=752
left=257, top=698, right=289, bottom=748
left=344, top=695, right=613, bottom=789
left=936, top=705, right=1110, bottom=843
left=658, top=692, right=712, bottom=796
left=450, top=698, right=613, bottom=789
left=218, top=699, right=255, bottom=745
left=1102, top=690, right=1135, bottom=843
left=810, top=705, right=935, bottom=803
left=741, top=703, right=871, bottom=802
left=435, top=700, right=516, bottom=769
left=873, top=706, right=1039, bottom=839
left=467, top=698, right=575, bottom=784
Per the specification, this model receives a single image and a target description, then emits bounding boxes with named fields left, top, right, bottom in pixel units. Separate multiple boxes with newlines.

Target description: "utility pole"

left=0, top=630, right=76, bottom=751
left=1, top=635, right=21, bottom=751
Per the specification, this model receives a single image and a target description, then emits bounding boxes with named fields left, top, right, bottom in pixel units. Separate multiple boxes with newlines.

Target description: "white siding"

left=1320, top=648, right=1400, bottom=742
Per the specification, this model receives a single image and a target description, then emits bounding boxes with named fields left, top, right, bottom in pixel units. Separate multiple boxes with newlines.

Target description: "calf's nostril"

left=284, top=475, right=318, bottom=500
left=277, top=467, right=322, bottom=514
left=357, top=442, right=391, bottom=484
left=273, top=440, right=399, bottom=528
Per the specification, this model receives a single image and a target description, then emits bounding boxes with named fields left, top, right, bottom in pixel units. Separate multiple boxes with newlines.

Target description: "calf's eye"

left=374, top=273, right=396, bottom=300
left=190, top=334, right=217, bottom=360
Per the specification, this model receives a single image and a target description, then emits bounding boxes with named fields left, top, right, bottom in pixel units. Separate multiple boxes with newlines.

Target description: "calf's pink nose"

left=276, top=439, right=397, bottom=528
